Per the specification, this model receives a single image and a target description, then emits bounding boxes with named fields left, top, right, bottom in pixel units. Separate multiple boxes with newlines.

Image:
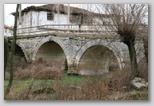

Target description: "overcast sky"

left=4, top=4, right=45, bottom=26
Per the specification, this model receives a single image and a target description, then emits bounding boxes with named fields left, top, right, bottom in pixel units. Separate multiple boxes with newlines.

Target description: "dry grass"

left=4, top=56, right=148, bottom=100
left=5, top=58, right=64, bottom=80
left=14, top=64, right=63, bottom=80
left=5, top=67, right=148, bottom=100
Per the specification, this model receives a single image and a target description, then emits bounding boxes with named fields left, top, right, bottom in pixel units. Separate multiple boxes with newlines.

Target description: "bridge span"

left=7, top=25, right=145, bottom=75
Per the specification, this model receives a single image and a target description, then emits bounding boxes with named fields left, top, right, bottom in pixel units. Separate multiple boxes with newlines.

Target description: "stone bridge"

left=10, top=32, right=145, bottom=75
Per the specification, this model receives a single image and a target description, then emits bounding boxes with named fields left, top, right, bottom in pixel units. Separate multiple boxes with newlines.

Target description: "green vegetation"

left=61, top=74, right=85, bottom=86
left=4, top=72, right=148, bottom=100
left=131, top=91, right=148, bottom=100
left=4, top=79, right=52, bottom=91
left=4, top=74, right=84, bottom=93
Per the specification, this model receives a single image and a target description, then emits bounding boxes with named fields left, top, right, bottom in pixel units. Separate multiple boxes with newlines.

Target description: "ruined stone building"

left=9, top=4, right=146, bottom=75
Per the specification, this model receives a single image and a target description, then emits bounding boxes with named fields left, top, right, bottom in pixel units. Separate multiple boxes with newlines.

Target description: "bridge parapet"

left=16, top=24, right=117, bottom=36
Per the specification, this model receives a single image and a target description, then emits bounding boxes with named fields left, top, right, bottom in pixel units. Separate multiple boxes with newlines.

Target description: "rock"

left=69, top=85, right=82, bottom=90
left=33, top=87, right=56, bottom=94
left=131, top=77, right=148, bottom=89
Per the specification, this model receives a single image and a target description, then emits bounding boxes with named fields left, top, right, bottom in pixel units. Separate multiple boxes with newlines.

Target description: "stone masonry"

left=14, top=33, right=145, bottom=75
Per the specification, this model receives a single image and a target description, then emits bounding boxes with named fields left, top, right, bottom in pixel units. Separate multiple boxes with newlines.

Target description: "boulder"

left=33, top=87, right=56, bottom=94
left=131, top=77, right=148, bottom=89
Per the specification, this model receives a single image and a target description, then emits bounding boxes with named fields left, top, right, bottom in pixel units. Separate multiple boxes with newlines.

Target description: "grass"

left=4, top=73, right=84, bottom=97
left=61, top=74, right=85, bottom=86
left=4, top=73, right=87, bottom=92
left=129, top=90, right=148, bottom=100
left=4, top=55, right=148, bottom=100
left=4, top=73, right=101, bottom=90
left=4, top=72, right=148, bottom=100
left=4, top=73, right=107, bottom=100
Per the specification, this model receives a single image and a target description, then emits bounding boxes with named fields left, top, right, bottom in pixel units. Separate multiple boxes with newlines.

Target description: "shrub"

left=14, top=59, right=64, bottom=80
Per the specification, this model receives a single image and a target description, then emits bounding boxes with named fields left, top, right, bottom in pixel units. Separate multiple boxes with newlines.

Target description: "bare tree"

left=4, top=37, right=9, bottom=80
left=92, top=4, right=148, bottom=78
left=143, top=37, right=148, bottom=64
left=5, top=4, right=20, bottom=94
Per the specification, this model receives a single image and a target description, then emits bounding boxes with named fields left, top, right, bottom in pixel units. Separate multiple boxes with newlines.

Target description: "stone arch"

left=32, top=36, right=68, bottom=70
left=15, top=44, right=26, bottom=57
left=16, top=41, right=29, bottom=61
left=76, top=39, right=127, bottom=73
left=32, top=36, right=68, bottom=61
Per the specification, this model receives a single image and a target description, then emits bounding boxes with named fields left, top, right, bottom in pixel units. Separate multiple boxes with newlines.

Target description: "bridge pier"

left=67, top=58, right=78, bottom=74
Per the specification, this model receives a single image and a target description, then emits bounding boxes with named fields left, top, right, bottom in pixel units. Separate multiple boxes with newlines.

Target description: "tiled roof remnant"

left=4, top=25, right=13, bottom=30
left=11, top=4, right=113, bottom=17
left=12, top=4, right=92, bottom=16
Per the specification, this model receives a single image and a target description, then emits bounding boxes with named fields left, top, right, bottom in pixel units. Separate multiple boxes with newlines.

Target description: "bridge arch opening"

left=15, top=44, right=26, bottom=58
left=35, top=41, right=67, bottom=71
left=12, top=44, right=27, bottom=63
left=8, top=44, right=28, bottom=69
left=78, top=45, right=119, bottom=75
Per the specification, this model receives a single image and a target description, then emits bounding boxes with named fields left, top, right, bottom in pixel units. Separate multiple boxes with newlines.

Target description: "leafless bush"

left=14, top=58, right=64, bottom=80
left=81, top=79, right=108, bottom=100
left=5, top=55, right=28, bottom=80
left=104, top=69, right=132, bottom=92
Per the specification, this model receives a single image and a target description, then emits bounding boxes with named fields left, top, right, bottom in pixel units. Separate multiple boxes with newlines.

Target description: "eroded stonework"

left=15, top=34, right=145, bottom=75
